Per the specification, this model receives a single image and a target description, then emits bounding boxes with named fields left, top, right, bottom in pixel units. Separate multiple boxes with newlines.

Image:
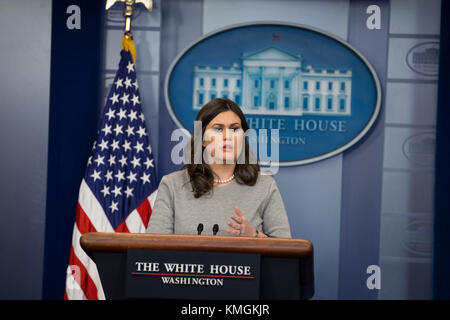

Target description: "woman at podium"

left=148, top=98, right=291, bottom=238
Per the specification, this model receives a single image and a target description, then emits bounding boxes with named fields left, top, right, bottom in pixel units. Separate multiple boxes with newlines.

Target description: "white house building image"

left=192, top=47, right=352, bottom=116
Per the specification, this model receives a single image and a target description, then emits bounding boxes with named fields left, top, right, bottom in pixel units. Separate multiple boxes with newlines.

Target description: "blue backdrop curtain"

left=42, top=0, right=105, bottom=299
left=433, top=0, right=450, bottom=300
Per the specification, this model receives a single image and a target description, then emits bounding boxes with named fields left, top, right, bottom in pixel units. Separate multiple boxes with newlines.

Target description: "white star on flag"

left=114, top=78, right=123, bottom=88
left=140, top=172, right=151, bottom=185
left=115, top=170, right=125, bottom=182
left=108, top=155, right=116, bottom=166
left=118, top=155, right=127, bottom=167
left=127, top=171, right=137, bottom=183
left=109, top=201, right=118, bottom=213
left=124, top=186, right=134, bottom=198
left=109, top=93, right=119, bottom=105
left=112, top=186, right=122, bottom=198
left=126, top=125, right=135, bottom=136
left=128, top=110, right=138, bottom=121
left=94, top=155, right=105, bottom=167
left=90, top=170, right=101, bottom=182
left=134, top=141, right=144, bottom=153
left=124, top=77, right=133, bottom=89
left=131, top=156, right=141, bottom=168
left=137, top=126, right=146, bottom=138
left=122, top=140, right=132, bottom=152
left=131, top=94, right=140, bottom=106
left=98, top=140, right=108, bottom=151
left=105, top=170, right=113, bottom=182
left=126, top=61, right=135, bottom=73
left=120, top=93, right=129, bottom=105
left=113, top=124, right=123, bottom=136
left=105, top=109, right=115, bottom=121
left=100, top=185, right=110, bottom=197
left=144, top=158, right=154, bottom=169
left=101, top=124, right=112, bottom=135
left=117, top=108, right=127, bottom=120
left=111, top=139, right=120, bottom=151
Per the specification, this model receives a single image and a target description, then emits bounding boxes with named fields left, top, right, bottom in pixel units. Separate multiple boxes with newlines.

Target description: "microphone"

left=197, top=223, right=204, bottom=235
left=212, top=224, right=219, bottom=236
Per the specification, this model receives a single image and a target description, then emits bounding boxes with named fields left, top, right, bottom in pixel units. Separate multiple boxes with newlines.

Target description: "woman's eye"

left=212, top=127, right=241, bottom=133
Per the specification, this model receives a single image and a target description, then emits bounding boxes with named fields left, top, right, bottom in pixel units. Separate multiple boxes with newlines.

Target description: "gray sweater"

left=147, top=169, right=292, bottom=238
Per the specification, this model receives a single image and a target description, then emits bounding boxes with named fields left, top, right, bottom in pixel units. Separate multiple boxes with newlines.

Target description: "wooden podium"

left=80, top=232, right=314, bottom=300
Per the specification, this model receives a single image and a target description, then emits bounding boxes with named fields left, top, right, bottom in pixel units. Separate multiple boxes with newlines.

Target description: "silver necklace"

left=214, top=174, right=235, bottom=184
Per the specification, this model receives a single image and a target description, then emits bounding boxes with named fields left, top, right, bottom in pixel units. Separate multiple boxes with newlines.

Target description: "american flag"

left=64, top=37, right=157, bottom=300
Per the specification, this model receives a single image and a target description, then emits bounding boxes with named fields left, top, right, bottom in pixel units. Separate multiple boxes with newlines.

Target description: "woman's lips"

left=223, top=145, right=233, bottom=151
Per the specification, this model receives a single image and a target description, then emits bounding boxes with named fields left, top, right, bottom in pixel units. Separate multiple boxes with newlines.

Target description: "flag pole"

left=105, top=0, right=153, bottom=39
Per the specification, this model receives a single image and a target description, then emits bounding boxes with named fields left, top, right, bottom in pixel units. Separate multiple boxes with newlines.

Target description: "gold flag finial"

left=105, top=0, right=153, bottom=38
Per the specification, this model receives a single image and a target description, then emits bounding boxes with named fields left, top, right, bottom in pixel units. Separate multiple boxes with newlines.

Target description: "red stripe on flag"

left=75, top=202, right=97, bottom=234
left=68, top=246, right=99, bottom=300
left=115, top=221, right=130, bottom=233
left=136, top=198, right=152, bottom=229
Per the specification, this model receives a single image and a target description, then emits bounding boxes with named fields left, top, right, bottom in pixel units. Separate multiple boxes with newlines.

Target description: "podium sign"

left=126, top=249, right=261, bottom=300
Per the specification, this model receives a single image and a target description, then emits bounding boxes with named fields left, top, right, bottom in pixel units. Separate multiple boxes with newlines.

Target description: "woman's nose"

left=223, top=129, right=233, bottom=140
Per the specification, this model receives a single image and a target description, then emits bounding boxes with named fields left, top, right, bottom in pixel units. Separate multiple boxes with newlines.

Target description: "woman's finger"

left=226, top=228, right=240, bottom=236
left=230, top=214, right=242, bottom=224
left=234, top=206, right=244, bottom=217
left=227, top=220, right=240, bottom=230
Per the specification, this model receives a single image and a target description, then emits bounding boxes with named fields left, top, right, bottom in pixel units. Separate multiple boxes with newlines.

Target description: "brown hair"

left=182, top=98, right=260, bottom=198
